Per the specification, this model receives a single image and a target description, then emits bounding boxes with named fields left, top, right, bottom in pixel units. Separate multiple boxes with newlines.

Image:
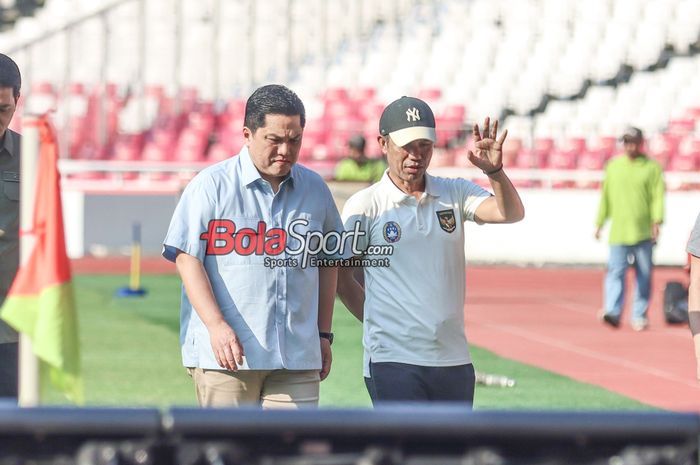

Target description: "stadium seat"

left=576, top=149, right=607, bottom=188
left=206, top=142, right=231, bottom=163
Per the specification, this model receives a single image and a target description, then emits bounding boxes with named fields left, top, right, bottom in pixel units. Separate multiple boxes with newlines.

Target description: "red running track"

left=72, top=258, right=699, bottom=411
left=465, top=266, right=699, bottom=412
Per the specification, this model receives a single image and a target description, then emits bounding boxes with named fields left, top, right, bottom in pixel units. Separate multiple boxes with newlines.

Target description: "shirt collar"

left=1, top=129, right=14, bottom=156
left=424, top=173, right=441, bottom=198
left=239, top=146, right=261, bottom=186
left=238, top=146, right=295, bottom=189
left=379, top=171, right=440, bottom=203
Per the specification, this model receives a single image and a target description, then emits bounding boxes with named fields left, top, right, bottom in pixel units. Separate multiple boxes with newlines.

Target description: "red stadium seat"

left=417, top=88, right=442, bottom=101
left=112, top=134, right=145, bottom=161
left=668, top=153, right=698, bottom=172
left=533, top=137, right=554, bottom=152
left=358, top=101, right=385, bottom=123
left=561, top=137, right=587, bottom=155
left=502, top=137, right=522, bottom=168
left=667, top=118, right=695, bottom=135
left=667, top=152, right=699, bottom=190
left=140, top=139, right=174, bottom=181
left=516, top=148, right=547, bottom=169
left=430, top=147, right=456, bottom=167
left=548, top=149, right=577, bottom=170
left=141, top=140, right=171, bottom=163
left=207, top=142, right=231, bottom=162
left=352, top=87, right=376, bottom=101
left=174, top=129, right=207, bottom=162
left=441, top=104, right=466, bottom=120
left=324, top=87, right=350, bottom=102
left=576, top=149, right=607, bottom=188
left=588, top=135, right=617, bottom=159
left=549, top=150, right=577, bottom=188
left=324, top=100, right=357, bottom=120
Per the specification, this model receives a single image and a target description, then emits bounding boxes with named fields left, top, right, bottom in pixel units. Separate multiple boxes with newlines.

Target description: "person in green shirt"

left=595, top=127, right=665, bottom=331
left=334, top=134, right=386, bottom=182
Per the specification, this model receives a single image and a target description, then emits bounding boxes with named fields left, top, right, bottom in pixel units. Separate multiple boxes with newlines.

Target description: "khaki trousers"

left=188, top=368, right=320, bottom=409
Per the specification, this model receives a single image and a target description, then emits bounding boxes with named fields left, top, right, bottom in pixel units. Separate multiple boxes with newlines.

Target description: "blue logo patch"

left=383, top=221, right=401, bottom=243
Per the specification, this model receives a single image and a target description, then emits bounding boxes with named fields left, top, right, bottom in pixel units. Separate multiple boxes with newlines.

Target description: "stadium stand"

left=1, top=0, right=699, bottom=189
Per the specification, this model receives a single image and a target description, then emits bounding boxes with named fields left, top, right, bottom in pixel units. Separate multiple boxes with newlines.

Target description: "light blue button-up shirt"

left=163, top=147, right=345, bottom=370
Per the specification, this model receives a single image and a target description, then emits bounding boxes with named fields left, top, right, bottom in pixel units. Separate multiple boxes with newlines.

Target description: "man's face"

left=380, top=135, right=434, bottom=185
left=348, top=146, right=364, bottom=160
left=244, top=114, right=303, bottom=184
left=623, top=137, right=643, bottom=157
left=0, top=87, right=17, bottom=138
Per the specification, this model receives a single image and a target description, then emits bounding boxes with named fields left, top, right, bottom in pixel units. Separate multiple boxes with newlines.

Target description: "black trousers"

left=365, top=361, right=475, bottom=405
left=0, top=342, right=18, bottom=399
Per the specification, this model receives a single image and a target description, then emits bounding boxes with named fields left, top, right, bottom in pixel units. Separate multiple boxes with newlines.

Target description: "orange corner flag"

left=0, top=116, right=82, bottom=403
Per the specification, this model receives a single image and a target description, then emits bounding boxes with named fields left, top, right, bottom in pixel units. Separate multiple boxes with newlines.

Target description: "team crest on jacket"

left=383, top=221, right=401, bottom=243
left=436, top=209, right=456, bottom=233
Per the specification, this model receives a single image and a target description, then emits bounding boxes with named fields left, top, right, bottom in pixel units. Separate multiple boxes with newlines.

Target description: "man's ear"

left=378, top=135, right=388, bottom=154
left=243, top=126, right=253, bottom=145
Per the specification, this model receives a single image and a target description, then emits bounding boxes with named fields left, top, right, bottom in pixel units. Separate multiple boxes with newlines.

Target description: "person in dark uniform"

left=0, top=53, right=22, bottom=400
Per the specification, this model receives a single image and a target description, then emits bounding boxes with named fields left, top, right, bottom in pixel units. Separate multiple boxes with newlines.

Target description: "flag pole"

left=18, top=115, right=41, bottom=406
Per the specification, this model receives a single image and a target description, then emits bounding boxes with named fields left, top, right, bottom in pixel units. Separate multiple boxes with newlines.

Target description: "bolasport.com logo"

left=199, top=218, right=392, bottom=268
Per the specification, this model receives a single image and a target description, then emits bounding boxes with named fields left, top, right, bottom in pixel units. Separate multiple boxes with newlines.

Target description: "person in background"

left=0, top=53, right=21, bottom=400
left=163, top=84, right=344, bottom=408
left=334, top=134, right=386, bottom=183
left=595, top=126, right=665, bottom=331
left=687, top=212, right=699, bottom=381
left=337, top=96, right=524, bottom=404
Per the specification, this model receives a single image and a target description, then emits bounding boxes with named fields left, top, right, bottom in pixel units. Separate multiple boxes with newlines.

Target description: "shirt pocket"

left=214, top=216, right=268, bottom=265
left=215, top=216, right=270, bottom=305
left=1, top=175, right=19, bottom=201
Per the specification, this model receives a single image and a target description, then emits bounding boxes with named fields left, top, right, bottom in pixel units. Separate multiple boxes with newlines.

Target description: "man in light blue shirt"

left=163, top=85, right=344, bottom=408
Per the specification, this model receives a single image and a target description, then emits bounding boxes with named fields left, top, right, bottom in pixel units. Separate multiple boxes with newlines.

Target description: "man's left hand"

left=320, top=338, right=332, bottom=381
left=651, top=223, right=660, bottom=243
left=468, top=117, right=507, bottom=174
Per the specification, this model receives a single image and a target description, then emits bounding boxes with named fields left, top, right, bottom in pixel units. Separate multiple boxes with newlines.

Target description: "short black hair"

left=244, top=84, right=305, bottom=132
left=0, top=54, right=21, bottom=99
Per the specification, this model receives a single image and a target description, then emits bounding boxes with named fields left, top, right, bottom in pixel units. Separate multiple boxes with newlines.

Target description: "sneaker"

left=598, top=310, right=620, bottom=328
left=631, top=318, right=649, bottom=332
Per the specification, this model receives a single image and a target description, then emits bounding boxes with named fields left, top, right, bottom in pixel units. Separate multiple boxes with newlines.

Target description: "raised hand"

left=468, top=117, right=507, bottom=174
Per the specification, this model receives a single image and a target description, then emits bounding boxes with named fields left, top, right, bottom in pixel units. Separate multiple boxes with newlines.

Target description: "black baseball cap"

left=348, top=134, right=366, bottom=150
left=379, top=96, right=436, bottom=146
left=621, top=126, right=643, bottom=142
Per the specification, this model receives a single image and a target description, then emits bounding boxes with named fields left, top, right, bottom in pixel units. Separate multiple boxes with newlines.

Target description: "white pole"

left=18, top=115, right=40, bottom=407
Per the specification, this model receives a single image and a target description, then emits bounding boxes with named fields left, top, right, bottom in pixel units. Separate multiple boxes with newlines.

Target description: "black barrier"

left=0, top=406, right=697, bottom=465
left=167, top=406, right=700, bottom=465
left=0, top=407, right=164, bottom=465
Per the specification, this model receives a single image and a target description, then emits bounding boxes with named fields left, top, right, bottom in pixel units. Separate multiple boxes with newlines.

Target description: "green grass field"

left=45, top=274, right=653, bottom=410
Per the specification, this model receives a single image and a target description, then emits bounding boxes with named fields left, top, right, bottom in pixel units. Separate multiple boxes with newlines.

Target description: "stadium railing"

left=0, top=406, right=698, bottom=464
left=56, top=158, right=700, bottom=193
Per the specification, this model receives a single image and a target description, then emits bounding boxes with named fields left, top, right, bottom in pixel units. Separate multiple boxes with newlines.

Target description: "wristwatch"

left=319, top=332, right=334, bottom=345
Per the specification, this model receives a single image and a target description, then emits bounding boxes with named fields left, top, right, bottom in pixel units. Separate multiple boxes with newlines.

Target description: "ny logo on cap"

left=406, top=107, right=420, bottom=122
